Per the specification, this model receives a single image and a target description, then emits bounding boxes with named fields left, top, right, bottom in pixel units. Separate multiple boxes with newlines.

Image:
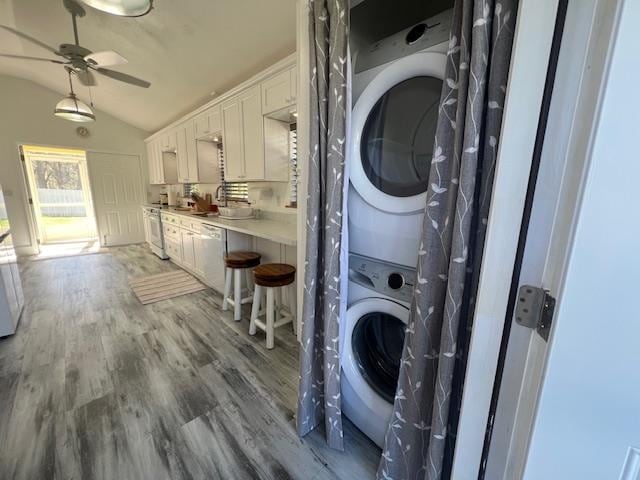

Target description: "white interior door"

left=520, top=0, right=640, bottom=478
left=87, top=152, right=145, bottom=247
left=486, top=0, right=632, bottom=478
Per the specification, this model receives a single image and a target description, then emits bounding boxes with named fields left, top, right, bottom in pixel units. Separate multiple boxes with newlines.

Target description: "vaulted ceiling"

left=0, top=0, right=297, bottom=132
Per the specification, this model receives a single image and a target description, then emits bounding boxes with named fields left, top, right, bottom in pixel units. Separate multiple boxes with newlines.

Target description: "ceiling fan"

left=0, top=0, right=151, bottom=88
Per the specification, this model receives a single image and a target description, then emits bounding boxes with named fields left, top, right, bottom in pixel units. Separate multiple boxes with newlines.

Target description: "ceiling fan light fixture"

left=79, top=0, right=153, bottom=17
left=54, top=94, right=95, bottom=123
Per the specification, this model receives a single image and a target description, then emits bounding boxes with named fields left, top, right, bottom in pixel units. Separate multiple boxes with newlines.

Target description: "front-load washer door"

left=350, top=51, right=446, bottom=214
left=342, top=297, right=409, bottom=446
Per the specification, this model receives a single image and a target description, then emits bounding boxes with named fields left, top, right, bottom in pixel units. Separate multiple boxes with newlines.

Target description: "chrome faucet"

left=215, top=185, right=228, bottom=207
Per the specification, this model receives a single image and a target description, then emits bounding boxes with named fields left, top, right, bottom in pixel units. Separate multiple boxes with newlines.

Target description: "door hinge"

left=515, top=285, right=556, bottom=342
left=28, top=198, right=33, bottom=205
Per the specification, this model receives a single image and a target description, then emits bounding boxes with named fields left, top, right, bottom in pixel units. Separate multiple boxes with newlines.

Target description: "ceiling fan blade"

left=76, top=69, right=97, bottom=86
left=94, top=67, right=150, bottom=88
left=0, top=25, right=61, bottom=56
left=0, top=53, right=65, bottom=63
left=84, top=50, right=128, bottom=67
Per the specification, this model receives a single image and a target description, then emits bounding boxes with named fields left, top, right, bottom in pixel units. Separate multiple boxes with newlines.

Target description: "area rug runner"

left=130, top=270, right=207, bottom=304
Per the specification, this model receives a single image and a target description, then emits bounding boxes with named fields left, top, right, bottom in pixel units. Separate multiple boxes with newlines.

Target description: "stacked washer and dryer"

left=342, top=9, right=453, bottom=447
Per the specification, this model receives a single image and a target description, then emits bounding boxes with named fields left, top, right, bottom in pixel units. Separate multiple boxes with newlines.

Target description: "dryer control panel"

left=349, top=253, right=416, bottom=303
left=355, top=8, right=454, bottom=74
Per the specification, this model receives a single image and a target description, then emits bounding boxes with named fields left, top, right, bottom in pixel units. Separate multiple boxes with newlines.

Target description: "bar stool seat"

left=253, top=263, right=296, bottom=287
left=222, top=251, right=261, bottom=321
left=249, top=263, right=296, bottom=349
left=224, top=251, right=261, bottom=269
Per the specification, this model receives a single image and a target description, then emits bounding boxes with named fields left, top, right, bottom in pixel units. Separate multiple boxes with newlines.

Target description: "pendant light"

left=54, top=70, right=95, bottom=123
left=79, top=0, right=153, bottom=17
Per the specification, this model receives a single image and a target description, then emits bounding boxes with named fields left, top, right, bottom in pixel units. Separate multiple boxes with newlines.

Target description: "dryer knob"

left=388, top=272, right=405, bottom=290
left=406, top=23, right=427, bottom=45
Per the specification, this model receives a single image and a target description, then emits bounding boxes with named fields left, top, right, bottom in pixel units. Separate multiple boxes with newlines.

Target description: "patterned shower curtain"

left=297, top=0, right=349, bottom=450
left=377, top=0, right=518, bottom=479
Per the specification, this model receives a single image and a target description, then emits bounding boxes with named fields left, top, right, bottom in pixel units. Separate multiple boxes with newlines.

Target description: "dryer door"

left=350, top=51, right=446, bottom=214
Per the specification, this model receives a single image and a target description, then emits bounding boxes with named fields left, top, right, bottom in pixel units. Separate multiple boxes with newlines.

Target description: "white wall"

left=0, top=74, right=148, bottom=254
left=522, top=0, right=640, bottom=478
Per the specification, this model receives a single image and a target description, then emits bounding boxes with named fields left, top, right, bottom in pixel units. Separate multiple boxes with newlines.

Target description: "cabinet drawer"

left=165, top=237, right=182, bottom=261
left=161, top=213, right=179, bottom=225
left=163, top=224, right=180, bottom=239
left=179, top=217, right=201, bottom=232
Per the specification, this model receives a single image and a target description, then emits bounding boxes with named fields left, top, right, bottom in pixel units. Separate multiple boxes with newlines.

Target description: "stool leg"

left=245, top=268, right=254, bottom=296
left=249, top=285, right=261, bottom=336
left=222, top=267, right=232, bottom=311
left=266, top=287, right=275, bottom=349
left=289, top=283, right=297, bottom=335
left=275, top=286, right=282, bottom=323
left=233, top=268, right=242, bottom=321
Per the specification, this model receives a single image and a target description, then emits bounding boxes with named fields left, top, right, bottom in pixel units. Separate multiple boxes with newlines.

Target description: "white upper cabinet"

left=160, top=130, right=177, bottom=152
left=261, top=66, right=297, bottom=115
left=222, top=85, right=265, bottom=181
left=194, top=104, right=223, bottom=140
left=222, top=96, right=245, bottom=181
left=146, top=140, right=160, bottom=184
left=239, top=85, right=265, bottom=180
left=147, top=138, right=177, bottom=184
left=175, top=122, right=199, bottom=183
left=176, top=125, right=190, bottom=183
left=209, top=106, right=222, bottom=134
left=185, top=122, right=199, bottom=182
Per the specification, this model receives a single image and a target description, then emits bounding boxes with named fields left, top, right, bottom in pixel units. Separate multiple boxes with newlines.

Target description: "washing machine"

left=342, top=252, right=416, bottom=447
left=348, top=9, right=453, bottom=268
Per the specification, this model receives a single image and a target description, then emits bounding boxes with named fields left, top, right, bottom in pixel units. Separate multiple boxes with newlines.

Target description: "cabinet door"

left=261, top=69, right=292, bottom=115
left=193, top=233, right=204, bottom=277
left=161, top=130, right=177, bottom=151
left=153, top=140, right=166, bottom=184
left=181, top=230, right=196, bottom=271
left=222, top=97, right=245, bottom=181
left=208, top=105, right=222, bottom=134
left=146, top=141, right=157, bottom=184
left=240, top=85, right=265, bottom=180
left=194, top=112, right=210, bottom=139
left=167, top=130, right=177, bottom=151
left=176, top=126, right=190, bottom=183
left=185, top=121, right=199, bottom=182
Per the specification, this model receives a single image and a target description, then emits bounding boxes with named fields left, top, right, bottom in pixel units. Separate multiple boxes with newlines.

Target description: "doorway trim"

left=21, top=145, right=98, bottom=245
left=451, top=0, right=624, bottom=477
left=482, top=0, right=625, bottom=477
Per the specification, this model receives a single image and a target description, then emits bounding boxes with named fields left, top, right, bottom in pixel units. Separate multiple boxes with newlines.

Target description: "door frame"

left=21, top=146, right=97, bottom=245
left=482, top=0, right=625, bottom=477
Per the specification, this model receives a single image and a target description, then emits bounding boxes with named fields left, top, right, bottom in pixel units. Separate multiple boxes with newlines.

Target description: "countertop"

left=145, top=205, right=297, bottom=246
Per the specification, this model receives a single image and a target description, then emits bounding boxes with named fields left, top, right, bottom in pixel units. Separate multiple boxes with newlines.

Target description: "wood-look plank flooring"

left=0, top=244, right=380, bottom=479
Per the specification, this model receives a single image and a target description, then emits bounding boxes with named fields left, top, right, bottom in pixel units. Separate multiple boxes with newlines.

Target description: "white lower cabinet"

left=164, top=235, right=182, bottom=262
left=164, top=215, right=207, bottom=281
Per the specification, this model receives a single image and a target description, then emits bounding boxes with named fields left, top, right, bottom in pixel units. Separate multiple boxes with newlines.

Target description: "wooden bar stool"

left=249, top=263, right=296, bottom=349
left=222, top=251, right=261, bottom=321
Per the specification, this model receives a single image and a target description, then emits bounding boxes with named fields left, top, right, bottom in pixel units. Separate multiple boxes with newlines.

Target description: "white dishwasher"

left=200, top=223, right=226, bottom=293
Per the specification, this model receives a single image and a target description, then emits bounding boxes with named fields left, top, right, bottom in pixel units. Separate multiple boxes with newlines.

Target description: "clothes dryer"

left=348, top=9, right=452, bottom=268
